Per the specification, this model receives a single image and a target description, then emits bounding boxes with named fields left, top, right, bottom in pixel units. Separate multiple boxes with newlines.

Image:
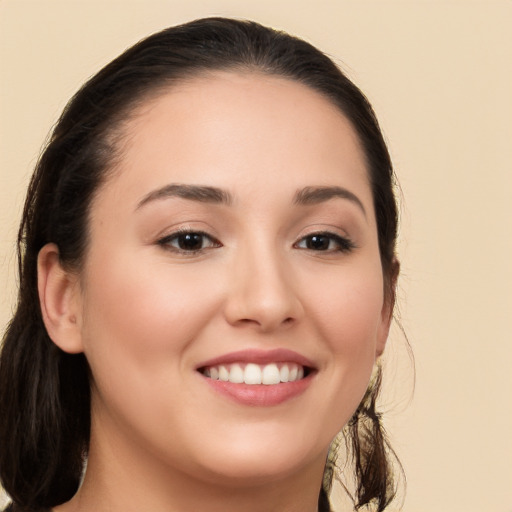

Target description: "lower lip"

left=201, top=374, right=314, bottom=406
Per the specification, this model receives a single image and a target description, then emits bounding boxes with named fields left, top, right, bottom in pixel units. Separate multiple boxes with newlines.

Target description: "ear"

left=376, top=258, right=400, bottom=358
left=37, top=243, right=84, bottom=354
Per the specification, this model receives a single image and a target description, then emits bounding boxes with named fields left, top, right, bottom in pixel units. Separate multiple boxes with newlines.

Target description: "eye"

left=294, top=232, right=355, bottom=253
left=158, top=230, right=221, bottom=254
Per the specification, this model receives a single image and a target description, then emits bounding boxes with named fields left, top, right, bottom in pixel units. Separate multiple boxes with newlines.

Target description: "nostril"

left=235, top=316, right=295, bottom=328
left=238, top=318, right=259, bottom=325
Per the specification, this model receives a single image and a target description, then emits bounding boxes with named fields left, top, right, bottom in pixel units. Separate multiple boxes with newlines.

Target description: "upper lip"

left=196, top=348, right=316, bottom=370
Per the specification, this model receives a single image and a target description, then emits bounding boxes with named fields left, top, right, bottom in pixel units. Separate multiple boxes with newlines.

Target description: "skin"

left=38, top=72, right=393, bottom=512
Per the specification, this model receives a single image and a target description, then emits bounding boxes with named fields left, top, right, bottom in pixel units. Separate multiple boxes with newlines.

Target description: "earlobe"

left=37, top=243, right=84, bottom=354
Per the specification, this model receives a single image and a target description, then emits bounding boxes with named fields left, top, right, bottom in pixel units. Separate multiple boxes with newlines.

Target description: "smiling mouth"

left=199, top=362, right=311, bottom=385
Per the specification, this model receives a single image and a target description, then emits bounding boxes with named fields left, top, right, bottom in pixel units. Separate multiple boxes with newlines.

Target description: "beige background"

left=1, top=1, right=511, bottom=511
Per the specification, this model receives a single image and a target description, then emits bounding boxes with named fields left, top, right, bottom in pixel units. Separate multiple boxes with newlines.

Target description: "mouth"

left=198, top=362, right=312, bottom=385
left=195, top=349, right=316, bottom=405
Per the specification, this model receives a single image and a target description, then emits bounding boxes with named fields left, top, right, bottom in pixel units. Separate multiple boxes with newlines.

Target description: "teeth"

left=244, top=363, right=262, bottom=384
left=218, top=365, right=229, bottom=382
left=203, top=362, right=306, bottom=385
left=262, top=363, right=280, bottom=385
left=229, top=363, right=244, bottom=383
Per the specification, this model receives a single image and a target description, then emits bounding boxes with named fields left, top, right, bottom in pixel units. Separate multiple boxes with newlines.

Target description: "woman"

left=0, top=17, right=400, bottom=512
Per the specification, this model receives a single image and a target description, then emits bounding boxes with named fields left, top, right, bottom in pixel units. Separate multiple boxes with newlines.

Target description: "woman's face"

left=71, top=72, right=392, bottom=485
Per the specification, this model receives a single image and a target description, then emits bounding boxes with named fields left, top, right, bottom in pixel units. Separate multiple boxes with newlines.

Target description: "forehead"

left=101, top=71, right=372, bottom=209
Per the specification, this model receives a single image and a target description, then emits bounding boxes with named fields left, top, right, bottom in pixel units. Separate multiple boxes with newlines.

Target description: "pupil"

left=308, top=235, right=329, bottom=250
left=179, top=233, right=203, bottom=250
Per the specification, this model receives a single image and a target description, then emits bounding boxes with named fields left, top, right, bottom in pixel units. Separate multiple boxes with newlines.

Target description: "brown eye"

left=159, top=231, right=221, bottom=253
left=295, top=232, right=355, bottom=253
left=305, top=234, right=331, bottom=251
left=176, top=233, right=205, bottom=251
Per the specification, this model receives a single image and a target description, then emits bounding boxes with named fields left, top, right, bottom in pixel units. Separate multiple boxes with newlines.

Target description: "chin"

left=187, top=428, right=328, bottom=487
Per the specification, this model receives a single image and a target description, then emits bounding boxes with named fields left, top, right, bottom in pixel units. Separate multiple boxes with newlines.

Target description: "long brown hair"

left=0, top=17, right=400, bottom=511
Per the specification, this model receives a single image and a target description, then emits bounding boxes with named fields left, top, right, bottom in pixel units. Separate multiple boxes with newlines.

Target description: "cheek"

left=304, top=264, right=385, bottom=419
left=310, top=266, right=385, bottom=354
left=78, top=253, right=222, bottom=382
left=77, top=254, right=228, bottom=452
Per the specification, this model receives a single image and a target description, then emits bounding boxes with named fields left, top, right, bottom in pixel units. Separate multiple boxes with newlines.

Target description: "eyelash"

left=158, top=229, right=356, bottom=256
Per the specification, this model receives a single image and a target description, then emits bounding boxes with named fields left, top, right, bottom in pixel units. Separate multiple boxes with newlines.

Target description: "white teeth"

left=218, top=365, right=229, bottom=382
left=203, top=362, right=306, bottom=385
left=229, top=363, right=244, bottom=383
left=262, top=363, right=280, bottom=385
left=244, top=363, right=262, bottom=385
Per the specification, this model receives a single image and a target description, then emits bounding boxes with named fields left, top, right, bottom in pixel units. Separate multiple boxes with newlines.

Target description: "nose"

left=223, top=244, right=304, bottom=333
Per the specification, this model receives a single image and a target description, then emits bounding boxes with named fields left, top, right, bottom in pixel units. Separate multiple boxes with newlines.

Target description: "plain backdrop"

left=1, top=1, right=511, bottom=511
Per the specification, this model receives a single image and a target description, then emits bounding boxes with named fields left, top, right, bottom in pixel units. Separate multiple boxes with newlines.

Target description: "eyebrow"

left=136, top=184, right=232, bottom=210
left=136, top=183, right=366, bottom=217
left=293, top=186, right=367, bottom=217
